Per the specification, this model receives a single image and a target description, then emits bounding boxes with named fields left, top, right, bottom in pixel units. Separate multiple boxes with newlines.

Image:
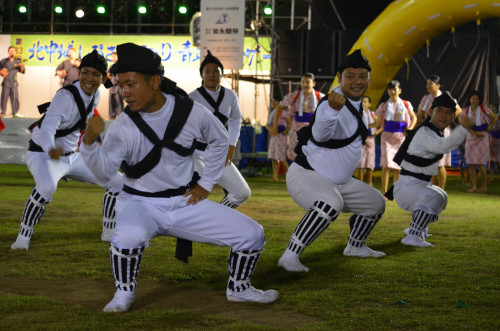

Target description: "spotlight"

left=97, top=6, right=106, bottom=14
left=55, top=6, right=63, bottom=14
left=263, top=6, right=272, bottom=16
left=75, top=9, right=85, bottom=18
left=19, top=5, right=27, bottom=14
left=138, top=5, right=147, bottom=14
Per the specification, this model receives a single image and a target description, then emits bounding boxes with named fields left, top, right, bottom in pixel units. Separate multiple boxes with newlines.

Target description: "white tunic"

left=189, top=86, right=242, bottom=147
left=31, top=81, right=99, bottom=153
left=79, top=93, right=229, bottom=193
left=302, top=87, right=366, bottom=185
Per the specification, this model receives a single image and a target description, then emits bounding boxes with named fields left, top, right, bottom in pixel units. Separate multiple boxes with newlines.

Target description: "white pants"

left=113, top=193, right=264, bottom=251
left=194, top=151, right=251, bottom=205
left=393, top=175, right=447, bottom=215
left=286, top=163, right=385, bottom=216
left=27, top=151, right=123, bottom=201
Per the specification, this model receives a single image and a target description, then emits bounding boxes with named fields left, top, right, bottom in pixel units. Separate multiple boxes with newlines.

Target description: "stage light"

left=263, top=6, right=272, bottom=16
left=97, top=6, right=106, bottom=14
left=19, top=5, right=27, bottom=14
left=54, top=6, right=63, bottom=14
left=138, top=5, right=147, bottom=14
left=178, top=5, right=188, bottom=15
left=75, top=9, right=85, bottom=18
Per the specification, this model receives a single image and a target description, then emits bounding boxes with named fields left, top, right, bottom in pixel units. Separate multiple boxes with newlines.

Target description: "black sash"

left=393, top=119, right=443, bottom=167
left=123, top=172, right=200, bottom=198
left=37, top=85, right=95, bottom=137
left=196, top=86, right=228, bottom=125
left=120, top=94, right=196, bottom=179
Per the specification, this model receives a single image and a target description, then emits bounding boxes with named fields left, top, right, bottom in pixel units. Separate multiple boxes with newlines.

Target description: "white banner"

left=200, top=0, right=245, bottom=70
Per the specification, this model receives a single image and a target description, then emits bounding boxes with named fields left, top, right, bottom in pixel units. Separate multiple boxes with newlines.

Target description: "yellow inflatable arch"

left=330, top=0, right=500, bottom=106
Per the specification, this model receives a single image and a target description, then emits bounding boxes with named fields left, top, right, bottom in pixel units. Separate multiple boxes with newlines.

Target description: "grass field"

left=0, top=164, right=499, bottom=330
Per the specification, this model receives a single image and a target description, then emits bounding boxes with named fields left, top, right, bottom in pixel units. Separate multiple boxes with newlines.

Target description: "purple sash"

left=384, top=120, right=407, bottom=133
left=277, top=125, right=286, bottom=134
left=471, top=123, right=488, bottom=132
left=491, top=130, right=500, bottom=138
left=295, top=112, right=314, bottom=123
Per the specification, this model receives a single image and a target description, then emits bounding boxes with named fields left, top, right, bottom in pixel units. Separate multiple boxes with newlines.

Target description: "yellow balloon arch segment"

left=330, top=0, right=500, bottom=105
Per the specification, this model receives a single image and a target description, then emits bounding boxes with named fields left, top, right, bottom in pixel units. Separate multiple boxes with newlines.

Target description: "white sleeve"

left=197, top=106, right=229, bottom=191
left=226, top=91, right=242, bottom=146
left=37, top=91, right=73, bottom=152
left=419, top=126, right=468, bottom=154
left=79, top=120, right=129, bottom=183
left=311, top=100, right=341, bottom=142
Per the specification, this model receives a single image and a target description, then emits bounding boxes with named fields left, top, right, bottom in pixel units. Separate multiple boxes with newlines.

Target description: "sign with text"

left=199, top=0, right=245, bottom=70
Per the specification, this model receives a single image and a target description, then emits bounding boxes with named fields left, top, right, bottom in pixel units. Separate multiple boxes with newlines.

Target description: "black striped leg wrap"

left=110, top=245, right=144, bottom=292
left=227, top=249, right=261, bottom=292
left=348, top=211, right=384, bottom=248
left=287, top=200, right=339, bottom=255
left=102, top=190, right=119, bottom=229
left=408, top=210, right=438, bottom=237
left=220, top=195, right=240, bottom=209
left=19, top=188, right=49, bottom=238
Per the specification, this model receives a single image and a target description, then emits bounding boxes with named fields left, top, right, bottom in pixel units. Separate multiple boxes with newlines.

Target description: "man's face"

left=338, top=68, right=370, bottom=101
left=201, top=63, right=222, bottom=90
left=111, top=53, right=118, bottom=63
left=68, top=49, right=77, bottom=60
left=362, top=97, right=371, bottom=110
left=8, top=47, right=16, bottom=57
left=430, top=106, right=454, bottom=131
left=117, top=72, right=157, bottom=112
left=79, top=67, right=103, bottom=96
left=300, top=77, right=315, bottom=94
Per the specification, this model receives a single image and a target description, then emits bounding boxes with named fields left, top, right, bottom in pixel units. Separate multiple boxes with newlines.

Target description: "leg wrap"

left=409, top=210, right=438, bottom=237
left=227, top=249, right=261, bottom=292
left=102, top=190, right=119, bottom=223
left=287, top=200, right=339, bottom=255
left=348, top=211, right=384, bottom=247
left=220, top=195, right=240, bottom=209
left=19, top=188, right=49, bottom=238
left=110, top=245, right=144, bottom=292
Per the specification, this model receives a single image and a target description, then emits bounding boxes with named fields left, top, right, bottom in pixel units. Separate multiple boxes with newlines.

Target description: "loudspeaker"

left=304, top=30, right=336, bottom=76
left=277, top=30, right=305, bottom=76
left=337, top=30, right=363, bottom=63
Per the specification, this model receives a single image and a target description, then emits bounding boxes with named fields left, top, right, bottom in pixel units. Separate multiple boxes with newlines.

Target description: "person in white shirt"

left=10, top=50, right=123, bottom=251
left=278, top=49, right=387, bottom=273
left=80, top=43, right=278, bottom=313
left=390, top=92, right=473, bottom=247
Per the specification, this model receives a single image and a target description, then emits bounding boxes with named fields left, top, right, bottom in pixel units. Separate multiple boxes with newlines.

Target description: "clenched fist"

left=83, top=116, right=105, bottom=145
left=328, top=91, right=346, bottom=111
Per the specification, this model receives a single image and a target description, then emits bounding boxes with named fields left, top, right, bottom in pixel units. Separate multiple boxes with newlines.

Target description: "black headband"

left=200, top=50, right=224, bottom=74
left=431, top=91, right=457, bottom=111
left=109, top=43, right=164, bottom=76
left=338, top=49, right=371, bottom=73
left=80, top=49, right=108, bottom=76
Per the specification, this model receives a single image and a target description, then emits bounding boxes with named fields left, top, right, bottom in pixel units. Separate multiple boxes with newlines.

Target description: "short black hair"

left=302, top=72, right=315, bottom=81
left=388, top=80, right=401, bottom=89
left=362, top=95, right=371, bottom=103
left=469, top=90, right=482, bottom=103
left=428, top=74, right=441, bottom=85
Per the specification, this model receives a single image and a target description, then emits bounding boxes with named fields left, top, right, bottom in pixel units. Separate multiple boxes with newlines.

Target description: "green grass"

left=0, top=164, right=499, bottom=330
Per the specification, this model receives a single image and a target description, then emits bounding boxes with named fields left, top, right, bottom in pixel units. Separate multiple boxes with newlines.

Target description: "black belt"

left=294, top=151, right=314, bottom=170
left=28, top=139, right=75, bottom=156
left=123, top=172, right=200, bottom=198
left=195, top=141, right=208, bottom=151
left=400, top=169, right=432, bottom=182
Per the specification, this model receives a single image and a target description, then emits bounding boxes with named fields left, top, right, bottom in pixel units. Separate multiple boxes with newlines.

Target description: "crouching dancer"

left=79, top=43, right=278, bottom=312
left=278, top=50, right=386, bottom=273
left=388, top=91, right=473, bottom=247
left=11, top=50, right=122, bottom=250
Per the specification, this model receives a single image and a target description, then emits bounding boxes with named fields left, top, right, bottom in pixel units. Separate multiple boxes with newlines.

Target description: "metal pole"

left=50, top=0, right=54, bottom=34
left=290, top=0, right=295, bottom=30
left=307, top=1, right=312, bottom=30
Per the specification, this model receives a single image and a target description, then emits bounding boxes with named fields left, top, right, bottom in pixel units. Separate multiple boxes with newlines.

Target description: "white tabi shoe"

left=11, top=235, right=31, bottom=250
left=101, top=227, right=115, bottom=243
left=103, top=290, right=136, bottom=313
left=227, top=286, right=279, bottom=304
left=277, top=250, right=310, bottom=272
left=404, top=227, right=432, bottom=240
left=343, top=244, right=386, bottom=258
left=401, top=234, right=434, bottom=247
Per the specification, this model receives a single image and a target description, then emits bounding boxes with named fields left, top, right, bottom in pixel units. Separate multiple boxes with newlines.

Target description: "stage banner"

left=199, top=0, right=245, bottom=69
left=8, top=34, right=269, bottom=71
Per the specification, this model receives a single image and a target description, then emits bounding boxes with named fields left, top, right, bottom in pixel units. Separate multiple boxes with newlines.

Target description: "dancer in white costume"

left=11, top=50, right=122, bottom=250
left=389, top=92, right=473, bottom=247
left=80, top=43, right=278, bottom=312
left=278, top=50, right=386, bottom=273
